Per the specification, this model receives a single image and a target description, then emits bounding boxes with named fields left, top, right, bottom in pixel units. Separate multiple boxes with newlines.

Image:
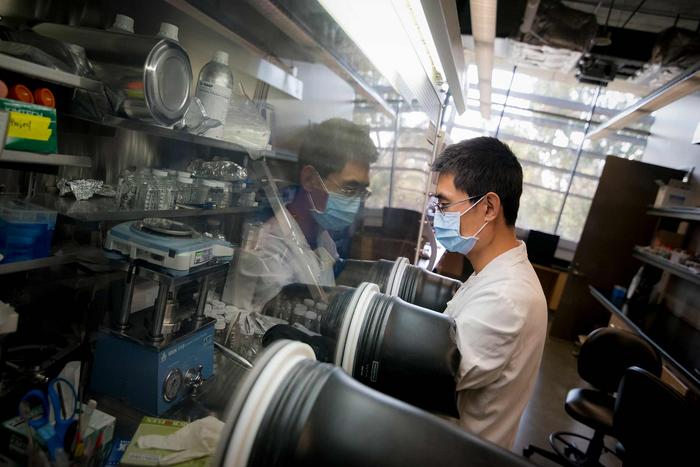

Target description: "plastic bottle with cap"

left=8, top=84, right=34, bottom=103
left=108, top=14, right=135, bottom=33
left=195, top=50, right=234, bottom=139
left=33, top=88, right=55, bottom=108
left=215, top=317, right=227, bottom=342
left=157, top=22, right=179, bottom=41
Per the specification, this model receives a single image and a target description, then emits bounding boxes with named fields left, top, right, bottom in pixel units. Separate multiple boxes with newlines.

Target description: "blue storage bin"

left=0, top=199, right=57, bottom=264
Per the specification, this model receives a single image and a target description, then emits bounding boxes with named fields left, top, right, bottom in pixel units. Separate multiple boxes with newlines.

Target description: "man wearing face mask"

left=431, top=137, right=547, bottom=450
left=230, top=118, right=376, bottom=310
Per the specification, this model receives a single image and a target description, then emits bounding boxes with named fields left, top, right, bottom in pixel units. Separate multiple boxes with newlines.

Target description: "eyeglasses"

left=431, top=194, right=485, bottom=214
left=324, top=177, right=372, bottom=200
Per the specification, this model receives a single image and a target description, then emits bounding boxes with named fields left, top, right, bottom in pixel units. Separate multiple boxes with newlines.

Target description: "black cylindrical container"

left=352, top=291, right=460, bottom=416
left=265, top=282, right=460, bottom=416
left=398, top=264, right=461, bottom=312
left=337, top=258, right=461, bottom=313
left=215, top=340, right=532, bottom=467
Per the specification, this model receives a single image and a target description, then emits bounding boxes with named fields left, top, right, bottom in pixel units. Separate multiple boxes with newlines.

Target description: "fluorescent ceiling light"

left=318, top=0, right=462, bottom=123
left=588, top=65, right=700, bottom=139
left=469, top=0, right=497, bottom=120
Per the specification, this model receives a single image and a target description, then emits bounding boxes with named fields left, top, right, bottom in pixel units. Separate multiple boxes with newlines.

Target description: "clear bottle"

left=175, top=176, right=194, bottom=205
left=116, top=169, right=135, bottom=209
left=134, top=170, right=158, bottom=210
left=195, top=51, right=234, bottom=139
left=202, top=179, right=231, bottom=208
left=153, top=169, right=177, bottom=210
left=214, top=318, right=227, bottom=343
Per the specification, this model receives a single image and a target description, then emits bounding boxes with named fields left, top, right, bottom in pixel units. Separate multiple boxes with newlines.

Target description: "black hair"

left=298, top=118, right=378, bottom=178
left=432, top=137, right=523, bottom=226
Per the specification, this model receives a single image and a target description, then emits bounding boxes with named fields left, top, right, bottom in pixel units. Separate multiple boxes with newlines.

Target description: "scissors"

left=18, top=378, right=78, bottom=460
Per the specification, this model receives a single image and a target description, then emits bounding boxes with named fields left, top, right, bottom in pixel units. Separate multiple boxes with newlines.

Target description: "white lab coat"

left=228, top=210, right=338, bottom=311
left=444, top=241, right=547, bottom=449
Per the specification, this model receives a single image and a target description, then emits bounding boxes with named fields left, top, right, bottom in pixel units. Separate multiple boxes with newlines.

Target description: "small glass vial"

left=292, top=304, right=307, bottom=327
left=305, top=310, right=319, bottom=333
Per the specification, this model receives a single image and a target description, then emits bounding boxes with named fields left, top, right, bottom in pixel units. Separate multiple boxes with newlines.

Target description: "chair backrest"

left=578, top=327, right=661, bottom=393
left=613, top=366, right=696, bottom=466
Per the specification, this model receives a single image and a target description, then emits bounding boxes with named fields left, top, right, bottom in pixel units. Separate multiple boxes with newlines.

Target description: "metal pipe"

left=115, top=262, right=137, bottom=331
left=413, top=98, right=447, bottom=264
left=554, top=85, right=602, bottom=233
left=520, top=0, right=541, bottom=34
left=215, top=342, right=253, bottom=369
left=194, top=275, right=211, bottom=327
left=148, top=281, right=171, bottom=343
left=387, top=101, right=402, bottom=207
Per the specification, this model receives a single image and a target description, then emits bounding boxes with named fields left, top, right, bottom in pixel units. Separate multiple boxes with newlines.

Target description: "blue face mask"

left=307, top=171, right=362, bottom=231
left=433, top=196, right=488, bottom=255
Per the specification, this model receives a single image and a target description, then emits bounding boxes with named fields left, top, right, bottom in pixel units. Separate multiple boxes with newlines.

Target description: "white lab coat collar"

left=470, top=241, right=528, bottom=280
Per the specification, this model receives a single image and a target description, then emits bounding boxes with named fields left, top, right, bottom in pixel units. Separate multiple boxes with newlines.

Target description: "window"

left=358, top=104, right=433, bottom=211
left=447, top=66, right=652, bottom=242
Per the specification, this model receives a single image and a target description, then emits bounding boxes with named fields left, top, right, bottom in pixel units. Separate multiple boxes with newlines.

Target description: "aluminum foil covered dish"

left=187, top=159, right=247, bottom=181
left=58, top=179, right=114, bottom=200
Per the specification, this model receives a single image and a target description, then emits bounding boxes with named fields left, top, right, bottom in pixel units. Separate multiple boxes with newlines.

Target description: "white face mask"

left=432, top=195, right=488, bottom=255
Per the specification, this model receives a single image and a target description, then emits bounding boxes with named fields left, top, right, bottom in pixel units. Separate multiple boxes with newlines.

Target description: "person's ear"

left=300, top=165, right=319, bottom=192
left=483, top=192, right=501, bottom=222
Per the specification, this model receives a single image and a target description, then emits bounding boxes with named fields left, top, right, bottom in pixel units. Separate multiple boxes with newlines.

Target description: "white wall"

left=643, top=92, right=700, bottom=184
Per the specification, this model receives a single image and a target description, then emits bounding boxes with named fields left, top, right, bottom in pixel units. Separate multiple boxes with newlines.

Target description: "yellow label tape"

left=8, top=112, right=53, bottom=142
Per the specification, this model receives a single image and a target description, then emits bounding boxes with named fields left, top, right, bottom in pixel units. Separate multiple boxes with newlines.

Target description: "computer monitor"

left=526, top=230, right=560, bottom=266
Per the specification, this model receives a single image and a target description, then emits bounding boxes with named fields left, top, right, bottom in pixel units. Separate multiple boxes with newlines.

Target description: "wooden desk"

left=532, top=263, right=569, bottom=311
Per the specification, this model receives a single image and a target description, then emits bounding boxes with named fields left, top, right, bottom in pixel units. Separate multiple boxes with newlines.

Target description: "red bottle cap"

left=0, top=80, right=8, bottom=99
left=8, top=84, right=34, bottom=103
left=34, top=88, right=56, bottom=108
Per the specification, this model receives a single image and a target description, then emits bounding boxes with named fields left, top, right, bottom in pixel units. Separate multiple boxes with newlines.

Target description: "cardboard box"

left=0, top=99, right=57, bottom=154
left=654, top=180, right=699, bottom=208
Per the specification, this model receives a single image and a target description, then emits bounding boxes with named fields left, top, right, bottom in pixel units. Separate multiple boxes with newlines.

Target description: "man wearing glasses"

left=230, top=118, right=376, bottom=310
left=431, top=137, right=547, bottom=450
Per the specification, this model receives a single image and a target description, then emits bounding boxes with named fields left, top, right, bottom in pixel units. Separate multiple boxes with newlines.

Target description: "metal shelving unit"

left=0, top=254, right=77, bottom=275
left=95, top=115, right=252, bottom=155
left=0, top=149, right=92, bottom=168
left=0, top=53, right=102, bottom=91
left=632, top=246, right=700, bottom=287
left=647, top=206, right=700, bottom=222
left=66, top=115, right=295, bottom=161
left=30, top=194, right=258, bottom=222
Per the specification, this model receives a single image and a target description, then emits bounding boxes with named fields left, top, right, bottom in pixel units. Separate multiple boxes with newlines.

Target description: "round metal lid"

left=134, top=218, right=198, bottom=237
left=144, top=40, right=192, bottom=126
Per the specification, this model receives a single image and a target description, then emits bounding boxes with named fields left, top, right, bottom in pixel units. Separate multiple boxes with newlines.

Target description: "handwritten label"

left=8, top=111, right=52, bottom=141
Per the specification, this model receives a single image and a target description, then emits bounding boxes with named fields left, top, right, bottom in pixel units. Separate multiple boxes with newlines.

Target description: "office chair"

left=613, top=366, right=696, bottom=467
left=523, top=327, right=661, bottom=466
